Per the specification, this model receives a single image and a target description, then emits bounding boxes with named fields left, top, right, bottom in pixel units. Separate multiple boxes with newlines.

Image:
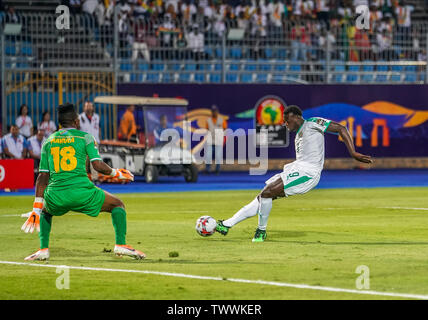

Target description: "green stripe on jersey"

left=284, top=176, right=312, bottom=190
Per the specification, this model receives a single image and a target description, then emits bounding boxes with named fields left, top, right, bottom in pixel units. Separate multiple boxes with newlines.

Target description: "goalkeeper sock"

left=223, top=198, right=259, bottom=227
left=39, top=212, right=52, bottom=249
left=111, top=207, right=127, bottom=245
left=258, top=197, right=273, bottom=231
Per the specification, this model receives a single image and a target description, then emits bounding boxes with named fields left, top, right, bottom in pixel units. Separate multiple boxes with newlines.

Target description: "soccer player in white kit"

left=215, top=105, right=373, bottom=242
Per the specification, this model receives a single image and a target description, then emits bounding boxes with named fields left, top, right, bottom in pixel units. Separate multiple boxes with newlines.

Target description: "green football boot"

left=215, top=220, right=230, bottom=236
left=252, top=228, right=267, bottom=242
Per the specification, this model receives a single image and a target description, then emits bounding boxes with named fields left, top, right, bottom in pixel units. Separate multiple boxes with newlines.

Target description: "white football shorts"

left=265, top=162, right=321, bottom=197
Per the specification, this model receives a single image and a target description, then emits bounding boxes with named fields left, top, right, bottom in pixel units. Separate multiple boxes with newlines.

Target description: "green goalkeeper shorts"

left=44, top=185, right=106, bottom=217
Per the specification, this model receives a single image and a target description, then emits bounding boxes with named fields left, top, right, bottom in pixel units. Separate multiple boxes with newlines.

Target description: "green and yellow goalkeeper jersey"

left=39, top=128, right=102, bottom=190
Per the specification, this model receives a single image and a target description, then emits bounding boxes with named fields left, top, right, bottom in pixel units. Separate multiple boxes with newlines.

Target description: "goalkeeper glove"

left=21, top=197, right=43, bottom=233
left=110, top=168, right=134, bottom=182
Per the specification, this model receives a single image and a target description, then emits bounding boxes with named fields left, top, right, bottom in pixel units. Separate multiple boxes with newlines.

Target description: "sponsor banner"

left=117, top=84, right=428, bottom=158
left=0, top=159, right=34, bottom=189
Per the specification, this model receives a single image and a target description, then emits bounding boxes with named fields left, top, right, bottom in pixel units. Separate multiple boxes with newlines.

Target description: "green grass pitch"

left=1, top=187, right=428, bottom=300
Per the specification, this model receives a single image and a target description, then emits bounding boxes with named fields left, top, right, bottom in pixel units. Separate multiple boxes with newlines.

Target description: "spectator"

left=82, top=0, right=99, bottom=15
left=118, top=105, right=138, bottom=143
left=315, top=0, right=330, bottom=27
left=204, top=105, right=227, bottom=175
left=5, top=5, right=19, bottom=23
left=93, top=0, right=106, bottom=27
left=16, top=104, right=33, bottom=139
left=291, top=19, right=309, bottom=61
left=2, top=125, right=27, bottom=159
left=79, top=101, right=100, bottom=143
left=38, top=111, right=57, bottom=138
left=69, top=0, right=82, bottom=15
left=186, top=25, right=205, bottom=61
left=181, top=0, right=197, bottom=25
left=376, top=29, right=394, bottom=60
left=28, top=129, right=46, bottom=173
left=132, top=17, right=151, bottom=62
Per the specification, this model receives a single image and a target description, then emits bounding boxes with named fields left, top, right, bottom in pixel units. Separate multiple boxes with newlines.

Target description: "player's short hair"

left=58, top=103, right=78, bottom=127
left=284, top=105, right=302, bottom=117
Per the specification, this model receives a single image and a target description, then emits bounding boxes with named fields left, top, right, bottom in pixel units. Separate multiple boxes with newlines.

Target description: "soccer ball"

left=195, top=216, right=217, bottom=237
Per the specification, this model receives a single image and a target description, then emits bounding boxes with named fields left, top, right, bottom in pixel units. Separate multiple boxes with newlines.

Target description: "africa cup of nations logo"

left=255, top=96, right=289, bottom=147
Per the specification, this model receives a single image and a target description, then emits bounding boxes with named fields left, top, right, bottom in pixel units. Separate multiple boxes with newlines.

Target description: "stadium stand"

left=1, top=0, right=428, bottom=86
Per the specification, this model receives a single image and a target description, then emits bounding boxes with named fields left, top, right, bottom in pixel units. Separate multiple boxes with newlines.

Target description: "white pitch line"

left=0, top=260, right=427, bottom=300
left=379, top=207, right=428, bottom=211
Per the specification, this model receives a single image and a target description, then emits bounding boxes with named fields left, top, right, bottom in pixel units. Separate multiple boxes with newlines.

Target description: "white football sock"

left=258, top=197, right=273, bottom=231
left=223, top=198, right=259, bottom=227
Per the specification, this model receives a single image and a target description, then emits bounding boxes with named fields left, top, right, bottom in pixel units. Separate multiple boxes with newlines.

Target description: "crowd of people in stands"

left=0, top=0, right=425, bottom=62
left=54, top=0, right=425, bottom=61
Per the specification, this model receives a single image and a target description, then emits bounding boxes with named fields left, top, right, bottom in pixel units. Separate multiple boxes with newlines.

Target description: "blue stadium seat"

left=276, top=49, right=288, bottom=59
left=184, top=63, right=197, bottom=71
left=360, top=74, right=373, bottom=82
left=169, top=62, right=181, bottom=71
left=215, top=48, right=223, bottom=58
left=230, top=47, right=242, bottom=59
left=178, top=73, right=191, bottom=82
left=272, top=74, right=286, bottom=83
left=259, top=60, right=272, bottom=71
left=151, top=62, right=165, bottom=71
left=204, top=47, right=213, bottom=58
left=375, top=74, right=388, bottom=82
left=274, top=63, right=287, bottom=72
left=214, top=63, right=223, bottom=71
left=138, top=63, right=149, bottom=71
left=264, top=48, right=273, bottom=59
left=346, top=74, right=358, bottom=83
left=244, top=63, right=257, bottom=72
left=226, top=73, right=238, bottom=83
left=16, top=62, right=30, bottom=69
left=391, top=65, right=403, bottom=72
left=255, top=73, right=268, bottom=83
left=332, top=74, right=344, bottom=82
left=21, top=46, right=32, bottom=56
left=229, top=63, right=240, bottom=71
left=404, top=73, right=417, bottom=82
left=289, top=64, right=301, bottom=78
left=120, top=61, right=132, bottom=71
left=130, top=73, right=143, bottom=82
left=390, top=74, right=402, bottom=82
left=209, top=73, right=221, bottom=83
left=146, top=73, right=160, bottom=82
left=194, top=73, right=206, bottom=82
left=5, top=46, right=16, bottom=56
left=334, top=64, right=346, bottom=72
left=162, top=73, right=175, bottom=83
left=405, top=65, right=417, bottom=72
left=362, top=65, right=374, bottom=72
left=348, top=65, right=360, bottom=72
left=199, top=63, right=212, bottom=71
left=240, top=73, right=253, bottom=83
left=377, top=65, right=388, bottom=72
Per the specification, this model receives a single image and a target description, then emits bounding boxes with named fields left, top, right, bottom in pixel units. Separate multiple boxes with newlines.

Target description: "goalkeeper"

left=22, top=103, right=145, bottom=261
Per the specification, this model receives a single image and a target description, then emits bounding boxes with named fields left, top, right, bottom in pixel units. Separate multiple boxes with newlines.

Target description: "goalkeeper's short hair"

left=58, top=103, right=78, bottom=127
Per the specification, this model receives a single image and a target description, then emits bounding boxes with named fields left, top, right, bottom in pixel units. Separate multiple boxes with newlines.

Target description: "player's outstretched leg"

left=215, top=197, right=260, bottom=235
left=101, top=191, right=146, bottom=260
left=252, top=177, right=285, bottom=242
left=25, top=211, right=52, bottom=261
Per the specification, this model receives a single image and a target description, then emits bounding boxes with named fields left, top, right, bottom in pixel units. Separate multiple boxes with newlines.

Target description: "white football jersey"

left=294, top=117, right=331, bottom=174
